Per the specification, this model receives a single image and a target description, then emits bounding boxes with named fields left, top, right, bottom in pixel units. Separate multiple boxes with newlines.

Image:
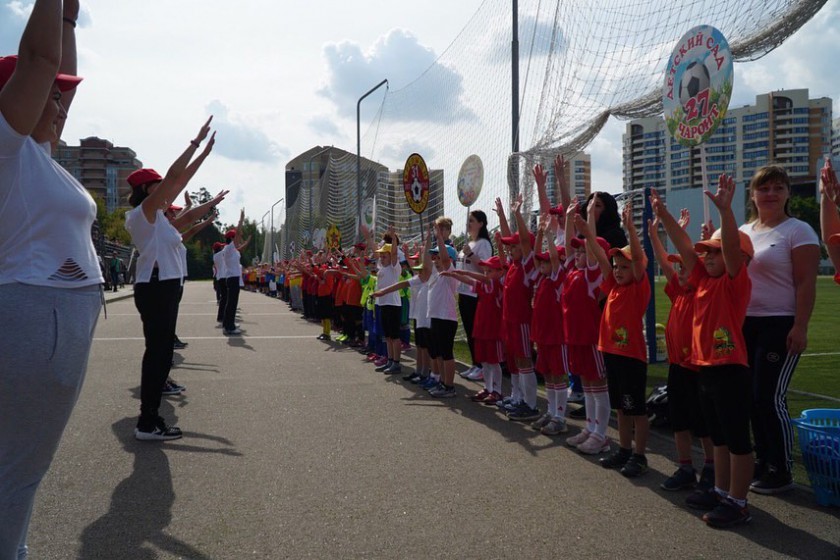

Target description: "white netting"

left=275, top=0, right=827, bottom=259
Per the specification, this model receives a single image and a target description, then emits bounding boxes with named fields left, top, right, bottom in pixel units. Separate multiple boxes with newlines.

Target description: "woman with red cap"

left=124, top=116, right=216, bottom=441
left=220, top=209, right=252, bottom=335
left=0, top=2, right=103, bottom=557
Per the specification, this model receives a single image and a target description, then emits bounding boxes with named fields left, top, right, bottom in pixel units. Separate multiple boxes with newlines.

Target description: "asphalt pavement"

left=26, top=282, right=839, bottom=559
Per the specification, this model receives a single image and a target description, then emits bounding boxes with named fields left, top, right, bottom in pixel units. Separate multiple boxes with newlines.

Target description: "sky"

left=2, top=0, right=839, bottom=230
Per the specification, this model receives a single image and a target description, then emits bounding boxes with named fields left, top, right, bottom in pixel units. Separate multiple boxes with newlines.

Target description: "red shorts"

left=503, top=321, right=533, bottom=362
left=474, top=339, right=504, bottom=365
left=566, top=344, right=606, bottom=381
left=536, top=344, right=568, bottom=376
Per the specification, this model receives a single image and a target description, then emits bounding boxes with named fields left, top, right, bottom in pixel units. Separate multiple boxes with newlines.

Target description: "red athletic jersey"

left=472, top=278, right=504, bottom=341
left=664, top=275, right=698, bottom=371
left=531, top=268, right=566, bottom=345
left=334, top=272, right=347, bottom=306
left=598, top=273, right=651, bottom=362
left=502, top=252, right=536, bottom=324
left=562, top=263, right=602, bottom=345
left=316, top=267, right=335, bottom=297
left=690, top=264, right=751, bottom=367
left=344, top=276, right=363, bottom=307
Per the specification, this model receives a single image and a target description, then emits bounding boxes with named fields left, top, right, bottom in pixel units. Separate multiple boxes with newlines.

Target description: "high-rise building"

left=832, top=117, right=840, bottom=157
left=543, top=152, right=591, bottom=202
left=53, top=137, right=142, bottom=213
left=622, top=89, right=832, bottom=196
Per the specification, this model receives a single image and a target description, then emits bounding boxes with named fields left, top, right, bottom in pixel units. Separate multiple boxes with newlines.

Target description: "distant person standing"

left=0, top=1, right=105, bottom=557
left=109, top=253, right=122, bottom=292
left=221, top=209, right=251, bottom=336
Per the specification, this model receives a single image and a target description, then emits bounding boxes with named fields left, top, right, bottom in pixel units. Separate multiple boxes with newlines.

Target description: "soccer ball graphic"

left=679, top=60, right=710, bottom=108
left=411, top=177, right=423, bottom=203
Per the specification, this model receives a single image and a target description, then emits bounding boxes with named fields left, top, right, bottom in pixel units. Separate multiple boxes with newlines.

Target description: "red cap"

left=212, top=242, right=224, bottom=251
left=167, top=204, right=183, bottom=213
left=694, top=229, right=755, bottom=259
left=570, top=236, right=611, bottom=254
left=127, top=168, right=163, bottom=189
left=353, top=242, right=366, bottom=250
left=548, top=203, right=565, bottom=216
left=478, top=255, right=504, bottom=269
left=534, top=251, right=550, bottom=261
left=499, top=231, right=536, bottom=246
left=666, top=254, right=684, bottom=265
left=0, top=55, right=83, bottom=92
left=225, top=229, right=236, bottom=239
left=828, top=234, right=840, bottom=245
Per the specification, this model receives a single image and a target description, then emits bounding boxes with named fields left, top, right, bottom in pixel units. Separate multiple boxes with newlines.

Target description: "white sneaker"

left=577, top=434, right=611, bottom=455
left=459, top=366, right=476, bottom=379
left=224, top=328, right=242, bottom=335
left=565, top=429, right=591, bottom=448
left=567, top=390, right=585, bottom=403
left=466, top=367, right=484, bottom=381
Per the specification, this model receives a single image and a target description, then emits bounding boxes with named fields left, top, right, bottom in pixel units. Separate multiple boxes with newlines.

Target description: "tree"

left=789, top=195, right=827, bottom=259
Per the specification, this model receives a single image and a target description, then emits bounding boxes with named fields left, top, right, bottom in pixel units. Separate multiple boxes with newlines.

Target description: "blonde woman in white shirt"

left=124, top=118, right=216, bottom=441
left=0, top=2, right=105, bottom=557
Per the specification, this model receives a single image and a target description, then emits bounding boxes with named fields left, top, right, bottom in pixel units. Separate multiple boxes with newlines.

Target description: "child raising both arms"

left=652, top=175, right=756, bottom=530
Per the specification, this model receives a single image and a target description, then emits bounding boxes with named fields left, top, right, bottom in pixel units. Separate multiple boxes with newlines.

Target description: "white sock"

left=520, top=368, right=537, bottom=409
left=593, top=390, right=611, bottom=438
left=485, top=363, right=502, bottom=393
left=583, top=390, right=597, bottom=433
left=481, top=362, right=492, bottom=392
left=546, top=385, right=557, bottom=418
left=510, top=373, right=522, bottom=402
left=555, top=383, right=569, bottom=419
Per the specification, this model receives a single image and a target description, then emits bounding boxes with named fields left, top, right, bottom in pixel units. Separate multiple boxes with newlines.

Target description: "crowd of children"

left=228, top=159, right=840, bottom=531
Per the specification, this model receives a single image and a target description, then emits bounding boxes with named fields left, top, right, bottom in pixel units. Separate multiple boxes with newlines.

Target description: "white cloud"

left=308, top=114, right=344, bottom=140
left=204, top=100, right=287, bottom=164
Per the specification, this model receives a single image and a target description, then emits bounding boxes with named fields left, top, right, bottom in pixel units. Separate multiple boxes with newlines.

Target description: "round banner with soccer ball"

left=663, top=25, right=733, bottom=147
left=403, top=153, right=430, bottom=215
left=457, top=154, right=484, bottom=207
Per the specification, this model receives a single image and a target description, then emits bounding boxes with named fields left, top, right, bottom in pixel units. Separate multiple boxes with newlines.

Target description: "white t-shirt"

left=376, top=260, right=402, bottom=307
left=0, top=113, right=103, bottom=287
left=740, top=218, right=819, bottom=316
left=427, top=262, right=459, bottom=321
left=125, top=207, right=184, bottom=283
left=221, top=242, right=242, bottom=279
left=456, top=237, right=493, bottom=297
left=408, top=275, right=431, bottom=328
left=213, top=251, right=226, bottom=279
left=178, top=243, right=188, bottom=279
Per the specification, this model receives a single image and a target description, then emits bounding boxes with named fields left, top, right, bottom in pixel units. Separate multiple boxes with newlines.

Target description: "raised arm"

left=442, top=268, right=486, bottom=285
left=533, top=163, right=551, bottom=215
left=234, top=207, right=246, bottom=246
left=705, top=174, right=742, bottom=278
left=546, top=215, right=562, bottom=274
left=650, top=188, right=698, bottom=272
left=494, top=196, right=512, bottom=237
left=647, top=215, right=675, bottom=282
left=0, top=0, right=63, bottom=137
left=171, top=189, right=228, bottom=230
left=564, top=198, right=578, bottom=259
left=181, top=215, right=215, bottom=242
left=820, top=157, right=840, bottom=271
left=574, top=212, right=610, bottom=277
left=236, top=235, right=252, bottom=252
left=554, top=154, right=571, bottom=210
left=372, top=279, right=410, bottom=298
left=622, top=200, right=646, bottom=281
left=421, top=223, right=434, bottom=280
left=494, top=231, right=507, bottom=264
left=512, top=193, right=532, bottom=255
left=55, top=0, right=79, bottom=139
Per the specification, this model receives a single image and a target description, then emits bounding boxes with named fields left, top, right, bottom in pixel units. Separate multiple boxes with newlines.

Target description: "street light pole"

left=356, top=79, right=388, bottom=242
left=307, top=145, right=333, bottom=249
left=270, top=197, right=284, bottom=263
left=260, top=210, right=270, bottom=263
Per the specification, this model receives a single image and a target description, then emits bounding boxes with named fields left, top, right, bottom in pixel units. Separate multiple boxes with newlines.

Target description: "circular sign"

left=326, top=224, right=341, bottom=250
left=663, top=25, right=733, bottom=147
left=403, top=153, right=430, bottom=215
left=457, top=154, right=484, bottom=207
left=312, top=228, right=327, bottom=250
left=362, top=197, right=375, bottom=228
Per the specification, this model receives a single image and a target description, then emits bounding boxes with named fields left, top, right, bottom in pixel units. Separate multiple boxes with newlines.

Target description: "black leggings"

left=743, top=315, right=800, bottom=473
left=134, top=275, right=180, bottom=427
left=458, top=294, right=479, bottom=366
left=224, top=277, right=240, bottom=330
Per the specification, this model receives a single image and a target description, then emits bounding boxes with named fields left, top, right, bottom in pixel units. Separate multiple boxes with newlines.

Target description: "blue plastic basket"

left=792, top=409, right=840, bottom=507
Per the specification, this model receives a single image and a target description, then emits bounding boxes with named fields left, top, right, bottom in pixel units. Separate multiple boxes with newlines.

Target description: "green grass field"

left=453, top=275, right=840, bottom=488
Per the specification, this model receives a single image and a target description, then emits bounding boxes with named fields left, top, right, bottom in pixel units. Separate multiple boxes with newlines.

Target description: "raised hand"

left=700, top=219, right=714, bottom=241
left=511, top=192, right=523, bottom=215
left=648, top=188, right=667, bottom=219
left=621, top=198, right=633, bottom=228
left=532, top=164, right=547, bottom=188
left=821, top=157, right=840, bottom=206
left=194, top=116, right=213, bottom=144
left=573, top=213, right=593, bottom=238
left=704, top=174, right=736, bottom=210
left=678, top=208, right=690, bottom=230
left=565, top=198, right=579, bottom=219
left=201, top=131, right=216, bottom=156
left=553, top=154, right=566, bottom=184
left=493, top=197, right=504, bottom=216
left=184, top=191, right=193, bottom=208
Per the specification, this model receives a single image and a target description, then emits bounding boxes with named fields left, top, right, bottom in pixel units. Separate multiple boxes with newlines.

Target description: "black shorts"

left=380, top=305, right=402, bottom=339
left=667, top=364, right=709, bottom=436
left=604, top=353, right=648, bottom=416
left=699, top=364, right=752, bottom=455
left=414, top=324, right=431, bottom=349
left=429, top=318, right=458, bottom=360
left=316, top=295, right=333, bottom=320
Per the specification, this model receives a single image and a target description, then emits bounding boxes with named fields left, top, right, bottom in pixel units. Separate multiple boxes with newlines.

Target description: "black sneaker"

left=620, top=454, right=649, bottom=478
left=507, top=405, right=541, bottom=422
left=135, top=419, right=182, bottom=441
left=749, top=468, right=794, bottom=495
left=685, top=488, right=722, bottom=511
left=703, top=499, right=751, bottom=529
left=173, top=338, right=188, bottom=349
left=569, top=405, right=587, bottom=420
left=403, top=372, right=421, bottom=382
left=661, top=467, right=697, bottom=491
left=161, top=382, right=183, bottom=396
left=410, top=375, right=428, bottom=385
left=698, top=466, right=715, bottom=492
left=600, top=448, right=632, bottom=469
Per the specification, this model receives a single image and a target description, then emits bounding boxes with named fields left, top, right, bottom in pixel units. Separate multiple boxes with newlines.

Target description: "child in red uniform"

left=649, top=209, right=715, bottom=491
left=653, top=175, right=755, bottom=529
left=562, top=201, right=612, bottom=454
left=493, top=194, right=540, bottom=422
left=530, top=215, right=570, bottom=435
left=442, top=255, right=506, bottom=403
left=576, top=200, right=651, bottom=476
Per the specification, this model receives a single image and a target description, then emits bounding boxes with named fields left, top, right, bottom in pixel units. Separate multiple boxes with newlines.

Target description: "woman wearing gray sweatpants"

left=0, top=2, right=104, bottom=558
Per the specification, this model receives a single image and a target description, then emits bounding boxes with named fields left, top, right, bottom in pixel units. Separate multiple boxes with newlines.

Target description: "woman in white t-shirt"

left=738, top=165, right=820, bottom=495
left=124, top=117, right=216, bottom=441
left=221, top=209, right=252, bottom=335
left=0, top=3, right=104, bottom=557
left=456, top=210, right=493, bottom=381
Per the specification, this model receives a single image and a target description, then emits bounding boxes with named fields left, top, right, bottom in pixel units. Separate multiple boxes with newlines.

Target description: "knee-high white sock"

left=555, top=381, right=569, bottom=419
left=481, top=362, right=492, bottom=392
left=593, top=389, right=611, bottom=438
left=546, top=384, right=557, bottom=419
left=583, top=390, right=597, bottom=433
left=491, top=364, right=503, bottom=393
left=510, top=372, right=522, bottom=402
left=520, top=367, right=537, bottom=408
